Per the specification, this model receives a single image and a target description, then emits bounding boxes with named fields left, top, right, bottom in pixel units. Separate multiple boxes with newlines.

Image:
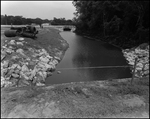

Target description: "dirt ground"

left=1, top=27, right=149, bottom=118
left=1, top=77, right=149, bottom=118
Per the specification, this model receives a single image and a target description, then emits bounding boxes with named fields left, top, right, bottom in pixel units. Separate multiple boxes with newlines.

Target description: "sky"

left=1, top=1, right=76, bottom=20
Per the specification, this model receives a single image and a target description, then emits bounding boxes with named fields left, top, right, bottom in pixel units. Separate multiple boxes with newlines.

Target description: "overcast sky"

left=1, top=1, right=76, bottom=20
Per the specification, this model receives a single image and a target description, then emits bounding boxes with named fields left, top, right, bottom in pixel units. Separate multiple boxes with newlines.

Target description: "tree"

left=5, top=14, right=8, bottom=25
left=1, top=15, right=52, bottom=25
left=72, top=0, right=149, bottom=48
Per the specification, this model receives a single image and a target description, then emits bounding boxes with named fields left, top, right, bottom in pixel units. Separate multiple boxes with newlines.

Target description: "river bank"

left=1, top=27, right=69, bottom=87
left=1, top=77, right=149, bottom=118
left=74, top=30, right=149, bottom=78
left=1, top=27, right=149, bottom=118
left=122, top=43, right=149, bottom=78
left=74, top=30, right=149, bottom=49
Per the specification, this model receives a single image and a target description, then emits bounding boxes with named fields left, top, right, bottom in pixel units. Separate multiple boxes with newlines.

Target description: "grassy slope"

left=1, top=77, right=149, bottom=118
left=1, top=27, right=69, bottom=60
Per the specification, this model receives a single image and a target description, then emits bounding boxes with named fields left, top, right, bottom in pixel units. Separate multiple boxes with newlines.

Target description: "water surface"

left=46, top=31, right=132, bottom=84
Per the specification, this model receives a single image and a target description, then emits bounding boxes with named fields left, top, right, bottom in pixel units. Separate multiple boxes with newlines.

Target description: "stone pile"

left=122, top=43, right=149, bottom=78
left=1, top=38, right=60, bottom=88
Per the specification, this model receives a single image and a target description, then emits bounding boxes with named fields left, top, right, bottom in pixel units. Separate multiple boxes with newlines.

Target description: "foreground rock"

left=1, top=27, right=69, bottom=87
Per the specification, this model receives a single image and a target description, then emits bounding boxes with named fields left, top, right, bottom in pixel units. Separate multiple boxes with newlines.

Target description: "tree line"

left=51, top=17, right=74, bottom=25
left=1, top=15, right=74, bottom=25
left=72, top=1, right=149, bottom=48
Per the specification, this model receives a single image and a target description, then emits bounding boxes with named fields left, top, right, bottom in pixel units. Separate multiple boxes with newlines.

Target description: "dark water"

left=46, top=31, right=132, bottom=85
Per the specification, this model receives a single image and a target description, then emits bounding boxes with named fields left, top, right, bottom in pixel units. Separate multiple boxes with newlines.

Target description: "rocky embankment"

left=1, top=27, right=69, bottom=88
left=122, top=43, right=149, bottom=78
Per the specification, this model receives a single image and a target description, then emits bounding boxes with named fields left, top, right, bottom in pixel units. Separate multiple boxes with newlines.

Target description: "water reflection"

left=72, top=35, right=128, bottom=67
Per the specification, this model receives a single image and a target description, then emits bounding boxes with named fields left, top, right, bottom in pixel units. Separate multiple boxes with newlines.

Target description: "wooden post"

left=141, top=63, right=145, bottom=77
left=131, top=57, right=138, bottom=85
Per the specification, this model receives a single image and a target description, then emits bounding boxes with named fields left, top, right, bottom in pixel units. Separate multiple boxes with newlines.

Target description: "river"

left=45, top=30, right=132, bottom=85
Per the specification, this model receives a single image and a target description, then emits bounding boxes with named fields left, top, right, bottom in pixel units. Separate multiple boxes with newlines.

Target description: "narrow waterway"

left=46, top=31, right=132, bottom=85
